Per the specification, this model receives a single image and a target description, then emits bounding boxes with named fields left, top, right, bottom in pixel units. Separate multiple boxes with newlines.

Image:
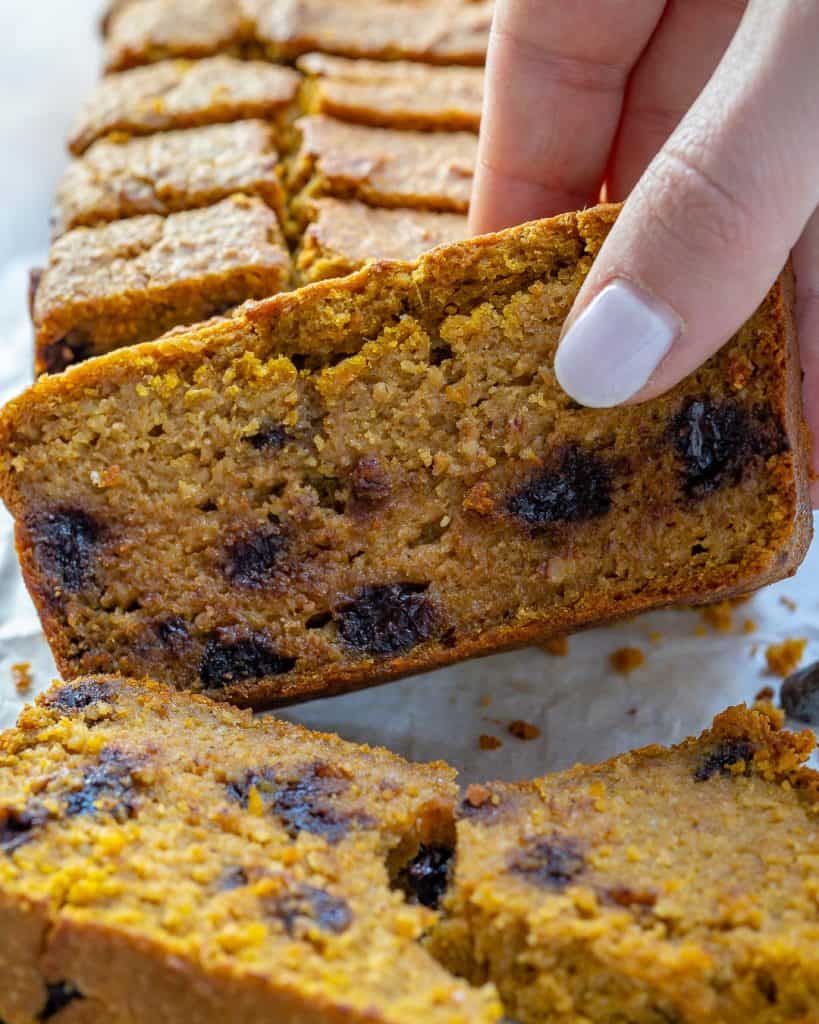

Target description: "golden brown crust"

left=53, top=120, right=285, bottom=236
left=1, top=207, right=812, bottom=707
left=68, top=58, right=301, bottom=156
left=296, top=199, right=468, bottom=283
left=297, top=53, right=484, bottom=132
left=32, top=195, right=291, bottom=374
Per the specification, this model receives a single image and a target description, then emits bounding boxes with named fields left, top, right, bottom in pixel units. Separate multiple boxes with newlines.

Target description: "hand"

left=471, top=0, right=819, bottom=507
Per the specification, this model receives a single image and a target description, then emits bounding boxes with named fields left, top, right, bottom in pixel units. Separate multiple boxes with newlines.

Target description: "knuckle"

left=637, top=144, right=756, bottom=255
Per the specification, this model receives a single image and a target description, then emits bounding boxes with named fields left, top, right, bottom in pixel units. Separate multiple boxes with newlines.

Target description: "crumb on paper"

left=755, top=685, right=775, bottom=703
left=648, top=631, right=663, bottom=645
left=750, top=644, right=759, bottom=658
left=609, top=647, right=645, bottom=675
left=694, top=625, right=708, bottom=637
left=464, top=783, right=492, bottom=809
left=742, top=619, right=757, bottom=635
left=700, top=601, right=733, bottom=633
left=478, top=733, right=502, bottom=751
left=765, top=638, right=807, bottom=678
left=779, top=595, right=798, bottom=612
left=540, top=635, right=569, bottom=657
left=508, top=719, right=541, bottom=741
left=11, top=662, right=33, bottom=695
left=478, top=693, right=492, bottom=708
left=627, top=707, right=637, bottom=717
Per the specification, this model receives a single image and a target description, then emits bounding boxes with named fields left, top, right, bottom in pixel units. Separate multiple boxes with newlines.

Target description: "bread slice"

left=432, top=704, right=819, bottom=1023
left=0, top=206, right=811, bottom=707
left=0, top=675, right=501, bottom=1023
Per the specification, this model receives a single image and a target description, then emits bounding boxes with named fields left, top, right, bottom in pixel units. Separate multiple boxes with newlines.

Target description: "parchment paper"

left=2, top=0, right=817, bottom=781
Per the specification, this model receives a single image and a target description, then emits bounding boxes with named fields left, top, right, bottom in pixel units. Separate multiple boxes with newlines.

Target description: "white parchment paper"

left=1, top=0, right=817, bottom=781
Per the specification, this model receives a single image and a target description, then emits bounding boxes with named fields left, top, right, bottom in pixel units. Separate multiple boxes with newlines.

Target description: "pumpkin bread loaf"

left=32, top=195, right=291, bottom=375
left=0, top=675, right=501, bottom=1024
left=432, top=704, right=819, bottom=1024
left=68, top=57, right=300, bottom=156
left=296, top=199, right=467, bottom=283
left=0, top=207, right=811, bottom=707
left=53, top=120, right=285, bottom=237
left=296, top=53, right=484, bottom=132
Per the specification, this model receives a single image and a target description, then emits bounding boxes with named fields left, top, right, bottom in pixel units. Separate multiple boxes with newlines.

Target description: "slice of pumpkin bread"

left=0, top=675, right=501, bottom=1024
left=431, top=705, right=819, bottom=1024
left=68, top=57, right=300, bottom=156
left=0, top=206, right=811, bottom=708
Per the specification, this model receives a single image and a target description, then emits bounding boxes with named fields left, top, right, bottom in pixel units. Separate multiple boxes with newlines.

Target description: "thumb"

left=555, top=0, right=819, bottom=408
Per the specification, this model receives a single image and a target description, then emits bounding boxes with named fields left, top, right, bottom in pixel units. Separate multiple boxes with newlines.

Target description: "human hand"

left=471, top=0, right=819, bottom=506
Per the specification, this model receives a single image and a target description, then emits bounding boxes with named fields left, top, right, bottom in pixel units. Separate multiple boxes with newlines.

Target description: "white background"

left=1, top=0, right=817, bottom=780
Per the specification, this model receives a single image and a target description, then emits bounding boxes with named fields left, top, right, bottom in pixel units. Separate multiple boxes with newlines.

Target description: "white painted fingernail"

left=554, top=279, right=681, bottom=408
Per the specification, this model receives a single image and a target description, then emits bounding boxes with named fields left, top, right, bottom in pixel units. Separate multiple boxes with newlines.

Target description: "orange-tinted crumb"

left=779, top=595, right=798, bottom=612
left=11, top=662, right=33, bottom=695
left=464, top=784, right=492, bottom=809
left=478, top=734, right=502, bottom=751
left=694, top=625, right=708, bottom=637
left=478, top=694, right=492, bottom=708
left=648, top=631, right=663, bottom=645
left=540, top=635, right=569, bottom=657
left=700, top=601, right=734, bottom=633
left=742, top=619, right=757, bottom=635
left=507, top=720, right=541, bottom=742
left=755, top=685, right=775, bottom=703
left=609, top=647, right=646, bottom=675
left=765, top=638, right=807, bottom=678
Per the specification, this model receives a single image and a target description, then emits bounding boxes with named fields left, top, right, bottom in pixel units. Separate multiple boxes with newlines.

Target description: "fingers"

left=469, top=0, right=665, bottom=234
left=555, top=0, right=819, bottom=410
left=607, top=0, right=748, bottom=200
left=793, top=209, right=819, bottom=508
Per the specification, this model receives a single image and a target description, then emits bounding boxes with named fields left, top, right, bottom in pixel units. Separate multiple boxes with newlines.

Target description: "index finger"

left=470, top=0, right=667, bottom=234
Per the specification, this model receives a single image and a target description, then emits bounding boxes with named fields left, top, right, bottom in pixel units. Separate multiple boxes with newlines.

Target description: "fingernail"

left=554, top=279, right=681, bottom=408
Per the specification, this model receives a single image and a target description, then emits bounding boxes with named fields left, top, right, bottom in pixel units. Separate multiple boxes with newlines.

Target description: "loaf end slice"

left=0, top=206, right=812, bottom=707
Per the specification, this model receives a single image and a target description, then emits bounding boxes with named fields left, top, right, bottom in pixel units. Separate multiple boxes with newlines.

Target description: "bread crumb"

left=540, top=635, right=569, bottom=657
left=742, top=619, right=757, bottom=635
left=610, top=647, right=645, bottom=675
left=648, top=631, right=663, bottom=645
left=694, top=625, right=708, bottom=637
left=507, top=720, right=541, bottom=741
left=700, top=601, right=733, bottom=633
left=755, top=685, right=775, bottom=703
left=11, top=662, right=33, bottom=695
left=766, top=638, right=807, bottom=678
left=478, top=734, right=502, bottom=751
left=464, top=784, right=492, bottom=808
left=779, top=595, right=798, bottom=612
left=478, top=693, right=492, bottom=708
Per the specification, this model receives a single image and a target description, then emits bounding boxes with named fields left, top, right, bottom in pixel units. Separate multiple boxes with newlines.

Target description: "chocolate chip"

left=335, top=583, right=439, bottom=656
left=267, top=883, right=352, bottom=936
left=509, top=836, right=585, bottom=890
left=670, top=397, right=786, bottom=499
left=507, top=445, right=612, bottom=527
left=245, top=420, right=290, bottom=451
left=0, top=803, right=49, bottom=855
left=45, top=680, right=116, bottom=713
left=350, top=456, right=391, bottom=503
left=225, top=526, right=288, bottom=588
left=781, top=661, right=819, bottom=724
left=63, top=748, right=143, bottom=821
left=396, top=844, right=453, bottom=909
left=27, top=507, right=101, bottom=593
left=217, top=866, right=249, bottom=891
left=199, top=631, right=296, bottom=688
left=39, top=330, right=92, bottom=375
left=38, top=982, right=83, bottom=1021
left=227, top=761, right=367, bottom=842
left=155, top=617, right=190, bottom=655
left=694, top=740, right=756, bottom=782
